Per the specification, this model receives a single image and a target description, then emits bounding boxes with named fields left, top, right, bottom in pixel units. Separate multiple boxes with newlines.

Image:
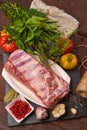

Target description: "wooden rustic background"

left=0, top=0, right=87, bottom=130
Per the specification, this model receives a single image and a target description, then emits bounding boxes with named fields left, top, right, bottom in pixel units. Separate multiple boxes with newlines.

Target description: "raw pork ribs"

left=4, top=49, right=69, bottom=108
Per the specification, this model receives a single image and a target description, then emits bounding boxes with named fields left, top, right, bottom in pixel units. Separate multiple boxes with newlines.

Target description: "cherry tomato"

left=0, top=35, right=17, bottom=53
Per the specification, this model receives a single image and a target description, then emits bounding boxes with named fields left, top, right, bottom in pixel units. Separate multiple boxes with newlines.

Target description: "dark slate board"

left=2, top=51, right=87, bottom=127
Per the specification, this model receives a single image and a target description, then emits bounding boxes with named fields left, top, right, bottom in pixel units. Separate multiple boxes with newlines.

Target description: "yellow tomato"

left=60, top=53, right=78, bottom=70
left=0, top=29, right=10, bottom=36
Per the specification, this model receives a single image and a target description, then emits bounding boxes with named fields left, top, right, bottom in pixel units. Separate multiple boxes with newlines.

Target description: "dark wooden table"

left=0, top=0, right=87, bottom=130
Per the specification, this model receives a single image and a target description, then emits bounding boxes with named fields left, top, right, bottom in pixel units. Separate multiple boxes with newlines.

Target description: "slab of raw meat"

left=4, top=49, right=69, bottom=109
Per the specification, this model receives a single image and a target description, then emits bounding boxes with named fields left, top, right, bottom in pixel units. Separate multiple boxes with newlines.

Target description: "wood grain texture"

left=0, top=0, right=87, bottom=130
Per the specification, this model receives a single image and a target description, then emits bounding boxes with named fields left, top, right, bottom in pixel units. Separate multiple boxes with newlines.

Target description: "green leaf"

left=72, top=29, right=78, bottom=35
left=25, top=32, right=34, bottom=43
left=16, top=39, right=25, bottom=50
left=14, top=19, right=24, bottom=26
left=34, top=29, right=42, bottom=37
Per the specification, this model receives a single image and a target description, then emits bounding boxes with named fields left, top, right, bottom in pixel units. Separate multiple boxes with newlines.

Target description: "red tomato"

left=2, top=41, right=17, bottom=53
left=0, top=35, right=17, bottom=53
left=64, top=38, right=74, bottom=54
left=59, top=38, right=74, bottom=54
left=0, top=35, right=10, bottom=47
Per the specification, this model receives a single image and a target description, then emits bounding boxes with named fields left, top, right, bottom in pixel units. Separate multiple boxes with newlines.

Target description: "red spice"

left=10, top=100, right=32, bottom=119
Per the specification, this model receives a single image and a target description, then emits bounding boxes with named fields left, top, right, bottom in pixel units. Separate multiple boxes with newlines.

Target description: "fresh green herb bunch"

left=1, top=2, right=67, bottom=65
left=1, top=2, right=47, bottom=22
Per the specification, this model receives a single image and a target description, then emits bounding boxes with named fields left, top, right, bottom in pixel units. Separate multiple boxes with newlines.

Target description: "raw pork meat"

left=4, top=49, right=69, bottom=109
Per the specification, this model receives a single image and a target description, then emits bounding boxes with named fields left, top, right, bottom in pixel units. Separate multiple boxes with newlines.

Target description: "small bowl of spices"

left=5, top=95, right=34, bottom=123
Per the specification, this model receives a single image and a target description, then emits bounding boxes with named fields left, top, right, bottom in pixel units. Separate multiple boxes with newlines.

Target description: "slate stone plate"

left=2, top=51, right=87, bottom=127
